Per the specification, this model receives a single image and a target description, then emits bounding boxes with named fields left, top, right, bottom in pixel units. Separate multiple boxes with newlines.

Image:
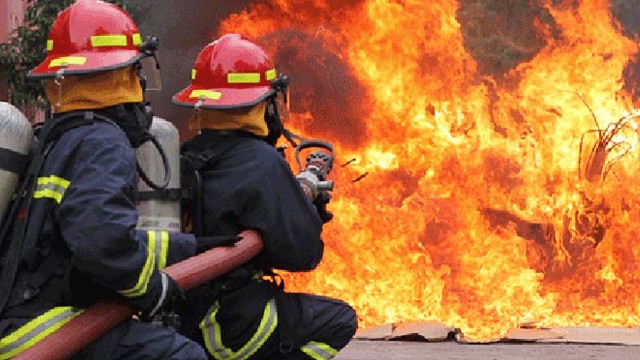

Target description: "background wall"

left=0, top=0, right=28, bottom=101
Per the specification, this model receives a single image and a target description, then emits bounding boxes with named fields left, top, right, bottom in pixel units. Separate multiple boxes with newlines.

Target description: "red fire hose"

left=13, top=230, right=263, bottom=360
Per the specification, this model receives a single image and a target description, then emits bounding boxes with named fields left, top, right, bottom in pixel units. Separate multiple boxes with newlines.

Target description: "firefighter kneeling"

left=0, top=1, right=207, bottom=359
left=175, top=34, right=358, bottom=359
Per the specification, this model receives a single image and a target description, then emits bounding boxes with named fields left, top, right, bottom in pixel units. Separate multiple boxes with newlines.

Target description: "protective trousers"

left=70, top=319, right=207, bottom=360
left=191, top=280, right=357, bottom=360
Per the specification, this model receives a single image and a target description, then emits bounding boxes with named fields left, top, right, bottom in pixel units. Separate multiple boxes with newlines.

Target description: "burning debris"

left=351, top=172, right=369, bottom=183
left=577, top=98, right=638, bottom=182
left=342, top=158, right=357, bottom=167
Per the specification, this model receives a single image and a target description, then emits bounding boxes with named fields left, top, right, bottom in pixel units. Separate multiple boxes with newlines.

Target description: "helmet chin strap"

left=54, top=68, right=67, bottom=110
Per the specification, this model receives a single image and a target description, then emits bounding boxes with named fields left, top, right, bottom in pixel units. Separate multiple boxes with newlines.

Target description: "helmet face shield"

left=139, top=55, right=162, bottom=91
left=274, top=92, right=289, bottom=124
left=270, top=74, right=290, bottom=123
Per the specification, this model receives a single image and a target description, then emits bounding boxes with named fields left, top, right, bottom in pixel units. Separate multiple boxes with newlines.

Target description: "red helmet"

left=28, top=0, right=145, bottom=78
left=173, top=34, right=277, bottom=109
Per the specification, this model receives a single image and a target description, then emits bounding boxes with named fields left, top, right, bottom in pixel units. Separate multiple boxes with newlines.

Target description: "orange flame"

left=219, top=0, right=640, bottom=340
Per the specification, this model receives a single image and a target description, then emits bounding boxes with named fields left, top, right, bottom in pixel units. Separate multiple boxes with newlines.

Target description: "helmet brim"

left=172, top=85, right=275, bottom=109
left=28, top=50, right=143, bottom=78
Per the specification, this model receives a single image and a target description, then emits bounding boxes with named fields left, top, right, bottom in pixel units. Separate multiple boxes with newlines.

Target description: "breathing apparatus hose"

left=135, top=132, right=171, bottom=190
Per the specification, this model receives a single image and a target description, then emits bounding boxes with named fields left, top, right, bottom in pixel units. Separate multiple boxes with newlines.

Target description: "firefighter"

left=0, top=1, right=207, bottom=359
left=174, top=34, right=357, bottom=360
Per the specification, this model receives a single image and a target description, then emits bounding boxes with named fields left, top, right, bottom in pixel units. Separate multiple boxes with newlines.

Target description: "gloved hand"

left=137, top=272, right=186, bottom=322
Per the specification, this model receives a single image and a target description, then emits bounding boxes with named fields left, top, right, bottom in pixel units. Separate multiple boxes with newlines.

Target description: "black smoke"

left=257, top=30, right=371, bottom=148
left=129, top=0, right=371, bottom=147
left=456, top=0, right=640, bottom=105
left=130, top=0, right=261, bottom=139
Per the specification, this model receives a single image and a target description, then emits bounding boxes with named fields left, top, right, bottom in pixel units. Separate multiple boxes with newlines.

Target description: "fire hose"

left=13, top=230, right=263, bottom=360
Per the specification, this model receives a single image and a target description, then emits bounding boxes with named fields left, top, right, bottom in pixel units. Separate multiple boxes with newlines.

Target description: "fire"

left=219, top=0, right=640, bottom=340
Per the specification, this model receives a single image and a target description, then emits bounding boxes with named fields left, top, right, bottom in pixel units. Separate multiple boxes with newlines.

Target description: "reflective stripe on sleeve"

left=148, top=230, right=169, bottom=270
left=0, top=307, right=83, bottom=360
left=301, top=341, right=338, bottom=360
left=200, top=298, right=278, bottom=360
left=33, top=175, right=70, bottom=203
left=117, top=240, right=156, bottom=297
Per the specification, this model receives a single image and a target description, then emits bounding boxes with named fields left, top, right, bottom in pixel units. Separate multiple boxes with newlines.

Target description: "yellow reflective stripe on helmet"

left=191, top=69, right=197, bottom=80
left=132, top=33, right=142, bottom=46
left=301, top=341, right=338, bottom=360
left=118, top=243, right=156, bottom=297
left=148, top=230, right=169, bottom=271
left=190, top=90, right=222, bottom=100
left=33, top=175, right=70, bottom=204
left=91, top=34, right=128, bottom=47
left=265, top=68, right=277, bottom=81
left=49, top=56, right=87, bottom=68
left=200, top=298, right=278, bottom=360
left=0, top=306, right=83, bottom=360
left=227, top=73, right=261, bottom=84
left=46, top=40, right=53, bottom=51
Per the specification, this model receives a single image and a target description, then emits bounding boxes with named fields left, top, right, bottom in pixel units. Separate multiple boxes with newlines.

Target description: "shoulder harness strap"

left=180, top=131, right=244, bottom=236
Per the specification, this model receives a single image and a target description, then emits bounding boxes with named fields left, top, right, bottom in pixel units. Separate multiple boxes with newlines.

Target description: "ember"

left=216, top=0, right=640, bottom=341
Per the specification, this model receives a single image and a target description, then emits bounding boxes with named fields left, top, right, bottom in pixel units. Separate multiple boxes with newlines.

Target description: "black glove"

left=137, top=272, right=186, bottom=322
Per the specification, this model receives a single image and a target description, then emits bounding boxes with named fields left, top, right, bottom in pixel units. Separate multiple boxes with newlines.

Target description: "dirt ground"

left=334, top=340, right=640, bottom=360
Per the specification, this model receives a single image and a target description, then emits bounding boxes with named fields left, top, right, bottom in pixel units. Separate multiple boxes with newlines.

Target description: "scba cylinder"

left=0, top=102, right=33, bottom=223
left=136, top=116, right=181, bottom=232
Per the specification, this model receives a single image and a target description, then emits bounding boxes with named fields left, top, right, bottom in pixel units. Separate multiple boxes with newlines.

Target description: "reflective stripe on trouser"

left=0, top=306, right=83, bottom=359
left=147, top=230, right=169, bottom=271
left=200, top=298, right=278, bottom=360
left=301, top=341, right=338, bottom=360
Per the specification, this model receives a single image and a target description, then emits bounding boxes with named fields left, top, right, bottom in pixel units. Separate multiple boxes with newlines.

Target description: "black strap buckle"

left=279, top=341, right=293, bottom=354
left=137, top=188, right=182, bottom=201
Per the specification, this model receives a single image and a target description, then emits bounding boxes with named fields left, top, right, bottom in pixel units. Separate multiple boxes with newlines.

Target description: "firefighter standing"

left=0, top=1, right=207, bottom=359
left=174, top=34, right=357, bottom=360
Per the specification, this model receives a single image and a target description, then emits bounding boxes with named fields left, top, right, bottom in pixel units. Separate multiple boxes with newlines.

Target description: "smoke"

left=456, top=0, right=559, bottom=78
left=130, top=0, right=640, bottom=145
left=130, top=0, right=261, bottom=139
left=130, top=0, right=371, bottom=147
left=611, top=0, right=640, bottom=106
left=258, top=30, right=371, bottom=148
left=456, top=0, right=640, bottom=105
left=130, top=0, right=371, bottom=146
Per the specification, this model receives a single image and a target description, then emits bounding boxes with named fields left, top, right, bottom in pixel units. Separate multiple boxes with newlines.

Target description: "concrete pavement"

left=335, top=339, right=640, bottom=360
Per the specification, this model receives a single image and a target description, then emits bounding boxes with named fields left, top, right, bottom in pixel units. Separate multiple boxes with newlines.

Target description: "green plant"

left=0, top=0, right=130, bottom=110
